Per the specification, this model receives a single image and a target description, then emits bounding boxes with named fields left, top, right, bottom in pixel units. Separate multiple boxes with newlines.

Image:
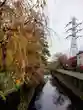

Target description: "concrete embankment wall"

left=51, top=71, right=83, bottom=110
left=51, top=70, right=83, bottom=97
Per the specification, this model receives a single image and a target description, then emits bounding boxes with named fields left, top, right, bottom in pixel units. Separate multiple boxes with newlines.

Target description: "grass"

left=0, top=71, right=16, bottom=93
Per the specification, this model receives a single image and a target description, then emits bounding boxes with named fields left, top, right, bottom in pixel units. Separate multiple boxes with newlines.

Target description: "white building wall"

left=77, top=53, right=83, bottom=66
left=77, top=55, right=80, bottom=66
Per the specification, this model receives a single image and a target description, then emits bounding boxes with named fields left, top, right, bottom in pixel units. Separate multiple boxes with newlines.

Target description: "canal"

left=28, top=75, right=75, bottom=110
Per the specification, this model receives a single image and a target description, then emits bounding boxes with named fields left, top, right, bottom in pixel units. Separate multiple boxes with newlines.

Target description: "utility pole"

left=65, top=17, right=83, bottom=57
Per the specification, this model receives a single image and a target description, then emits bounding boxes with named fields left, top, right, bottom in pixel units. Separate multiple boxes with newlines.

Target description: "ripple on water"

left=31, top=76, right=73, bottom=110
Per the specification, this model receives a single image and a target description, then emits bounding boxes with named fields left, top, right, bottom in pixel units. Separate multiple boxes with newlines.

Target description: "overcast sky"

left=46, top=0, right=83, bottom=59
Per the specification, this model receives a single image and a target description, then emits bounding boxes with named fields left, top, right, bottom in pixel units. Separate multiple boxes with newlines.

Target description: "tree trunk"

left=1, top=43, right=6, bottom=72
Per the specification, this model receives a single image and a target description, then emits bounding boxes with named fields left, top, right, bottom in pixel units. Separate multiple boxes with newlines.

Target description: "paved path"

left=57, top=69, right=83, bottom=80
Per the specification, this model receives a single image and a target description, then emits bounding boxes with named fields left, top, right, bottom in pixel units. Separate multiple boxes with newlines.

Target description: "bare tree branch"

left=0, top=0, right=6, bottom=7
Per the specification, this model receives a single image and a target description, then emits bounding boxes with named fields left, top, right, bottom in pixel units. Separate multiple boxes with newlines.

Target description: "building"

left=68, top=56, right=77, bottom=68
left=77, top=51, right=83, bottom=69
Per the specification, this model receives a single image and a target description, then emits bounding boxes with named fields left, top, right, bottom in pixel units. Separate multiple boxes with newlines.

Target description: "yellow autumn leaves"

left=0, top=0, right=49, bottom=86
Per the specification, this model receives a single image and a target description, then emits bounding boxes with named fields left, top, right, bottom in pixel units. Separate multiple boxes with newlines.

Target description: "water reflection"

left=29, top=75, right=73, bottom=110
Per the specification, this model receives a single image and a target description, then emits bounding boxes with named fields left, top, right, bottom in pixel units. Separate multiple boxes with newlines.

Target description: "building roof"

left=68, top=56, right=76, bottom=60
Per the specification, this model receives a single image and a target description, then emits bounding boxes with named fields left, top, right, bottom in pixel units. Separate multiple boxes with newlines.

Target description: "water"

left=29, top=75, right=74, bottom=110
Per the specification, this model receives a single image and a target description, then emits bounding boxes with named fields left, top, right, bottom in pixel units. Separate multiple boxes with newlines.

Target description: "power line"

left=65, top=17, right=83, bottom=57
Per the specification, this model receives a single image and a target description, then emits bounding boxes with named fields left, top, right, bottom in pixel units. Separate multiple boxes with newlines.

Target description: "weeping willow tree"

left=0, top=0, right=50, bottom=87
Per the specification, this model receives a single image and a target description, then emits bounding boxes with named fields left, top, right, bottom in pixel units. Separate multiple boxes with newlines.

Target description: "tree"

left=52, top=52, right=63, bottom=61
left=58, top=54, right=68, bottom=66
left=52, top=52, right=68, bottom=68
left=0, top=0, right=6, bottom=7
left=40, top=37, right=50, bottom=65
left=0, top=0, right=50, bottom=85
